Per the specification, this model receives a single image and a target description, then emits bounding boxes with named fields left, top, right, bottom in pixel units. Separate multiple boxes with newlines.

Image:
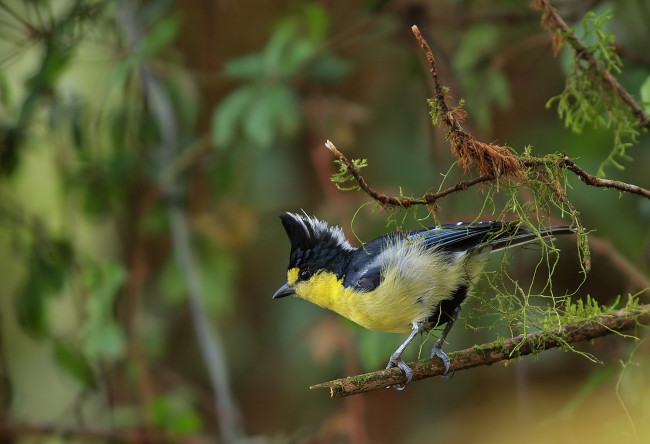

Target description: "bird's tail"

left=486, top=224, right=576, bottom=253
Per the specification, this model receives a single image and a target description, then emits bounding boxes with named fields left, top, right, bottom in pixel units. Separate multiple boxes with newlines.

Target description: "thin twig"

left=326, top=140, right=495, bottom=210
left=532, top=0, right=650, bottom=129
left=521, top=155, right=650, bottom=200
left=311, top=304, right=650, bottom=398
left=411, top=25, right=458, bottom=133
left=560, top=155, right=650, bottom=199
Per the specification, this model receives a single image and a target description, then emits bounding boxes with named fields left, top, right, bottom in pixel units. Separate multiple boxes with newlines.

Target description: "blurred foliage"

left=149, top=389, right=203, bottom=435
left=546, top=8, right=639, bottom=176
left=452, top=23, right=511, bottom=129
left=0, top=0, right=648, bottom=443
left=212, top=3, right=350, bottom=150
left=16, top=239, right=73, bottom=337
left=82, top=263, right=127, bottom=361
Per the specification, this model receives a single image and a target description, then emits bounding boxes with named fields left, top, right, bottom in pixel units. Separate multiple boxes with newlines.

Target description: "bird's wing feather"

left=412, top=221, right=575, bottom=252
left=409, top=221, right=507, bottom=252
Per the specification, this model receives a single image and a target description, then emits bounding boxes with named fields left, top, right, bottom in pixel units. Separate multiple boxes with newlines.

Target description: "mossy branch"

left=310, top=304, right=650, bottom=398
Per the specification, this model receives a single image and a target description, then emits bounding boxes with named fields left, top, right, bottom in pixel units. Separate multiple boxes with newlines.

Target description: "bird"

left=273, top=212, right=575, bottom=389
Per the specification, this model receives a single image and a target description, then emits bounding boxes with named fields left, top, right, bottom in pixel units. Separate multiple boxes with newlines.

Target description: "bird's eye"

left=299, top=269, right=312, bottom=281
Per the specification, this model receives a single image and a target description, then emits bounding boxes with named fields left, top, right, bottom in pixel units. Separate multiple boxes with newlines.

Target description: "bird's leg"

left=431, top=305, right=462, bottom=378
left=386, top=321, right=426, bottom=390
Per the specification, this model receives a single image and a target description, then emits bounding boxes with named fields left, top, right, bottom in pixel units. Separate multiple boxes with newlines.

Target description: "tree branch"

left=310, top=304, right=650, bottom=398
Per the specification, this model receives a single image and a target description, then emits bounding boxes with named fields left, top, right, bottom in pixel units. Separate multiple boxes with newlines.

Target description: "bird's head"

left=273, top=212, right=354, bottom=302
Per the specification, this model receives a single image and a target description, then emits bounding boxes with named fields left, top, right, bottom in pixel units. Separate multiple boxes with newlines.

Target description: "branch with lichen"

left=310, top=304, right=650, bottom=398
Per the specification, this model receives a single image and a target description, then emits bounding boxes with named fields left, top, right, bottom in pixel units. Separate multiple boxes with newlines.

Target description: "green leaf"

left=200, top=250, right=236, bottom=316
left=35, top=240, right=74, bottom=291
left=169, top=413, right=202, bottom=434
left=242, top=87, right=276, bottom=148
left=84, top=322, right=126, bottom=360
left=640, top=75, right=650, bottom=114
left=452, top=24, right=499, bottom=71
left=25, top=41, right=72, bottom=91
left=302, top=3, right=329, bottom=44
left=266, top=84, right=300, bottom=137
left=240, top=84, right=299, bottom=149
left=138, top=16, right=181, bottom=58
left=149, top=391, right=202, bottom=434
left=82, top=263, right=127, bottom=360
left=85, top=262, right=126, bottom=299
left=488, top=70, right=511, bottom=109
left=211, top=85, right=257, bottom=148
left=53, top=339, right=97, bottom=388
left=330, top=158, right=368, bottom=191
left=278, top=38, right=315, bottom=78
left=305, top=53, right=350, bottom=85
left=16, top=279, right=49, bottom=337
left=264, top=19, right=299, bottom=76
left=110, top=56, right=137, bottom=89
left=16, top=240, right=74, bottom=337
left=224, top=53, right=265, bottom=80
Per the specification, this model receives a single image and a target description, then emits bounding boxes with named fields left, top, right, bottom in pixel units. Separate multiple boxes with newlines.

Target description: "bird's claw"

left=386, top=354, right=413, bottom=390
left=431, top=344, right=452, bottom=378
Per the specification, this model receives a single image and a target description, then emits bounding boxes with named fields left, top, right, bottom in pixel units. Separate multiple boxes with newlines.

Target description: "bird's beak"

left=273, top=283, right=295, bottom=299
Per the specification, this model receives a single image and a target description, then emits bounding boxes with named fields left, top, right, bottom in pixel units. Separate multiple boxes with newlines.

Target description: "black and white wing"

left=409, top=220, right=575, bottom=253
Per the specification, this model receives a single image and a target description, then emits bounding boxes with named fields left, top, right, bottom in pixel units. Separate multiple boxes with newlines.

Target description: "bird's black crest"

left=278, top=212, right=353, bottom=271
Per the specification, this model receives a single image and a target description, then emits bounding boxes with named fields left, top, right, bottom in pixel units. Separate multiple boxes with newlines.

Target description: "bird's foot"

left=386, top=354, right=413, bottom=391
left=431, top=342, right=453, bottom=379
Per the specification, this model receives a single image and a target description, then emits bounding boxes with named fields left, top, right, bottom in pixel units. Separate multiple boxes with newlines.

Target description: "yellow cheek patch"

left=287, top=268, right=299, bottom=285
